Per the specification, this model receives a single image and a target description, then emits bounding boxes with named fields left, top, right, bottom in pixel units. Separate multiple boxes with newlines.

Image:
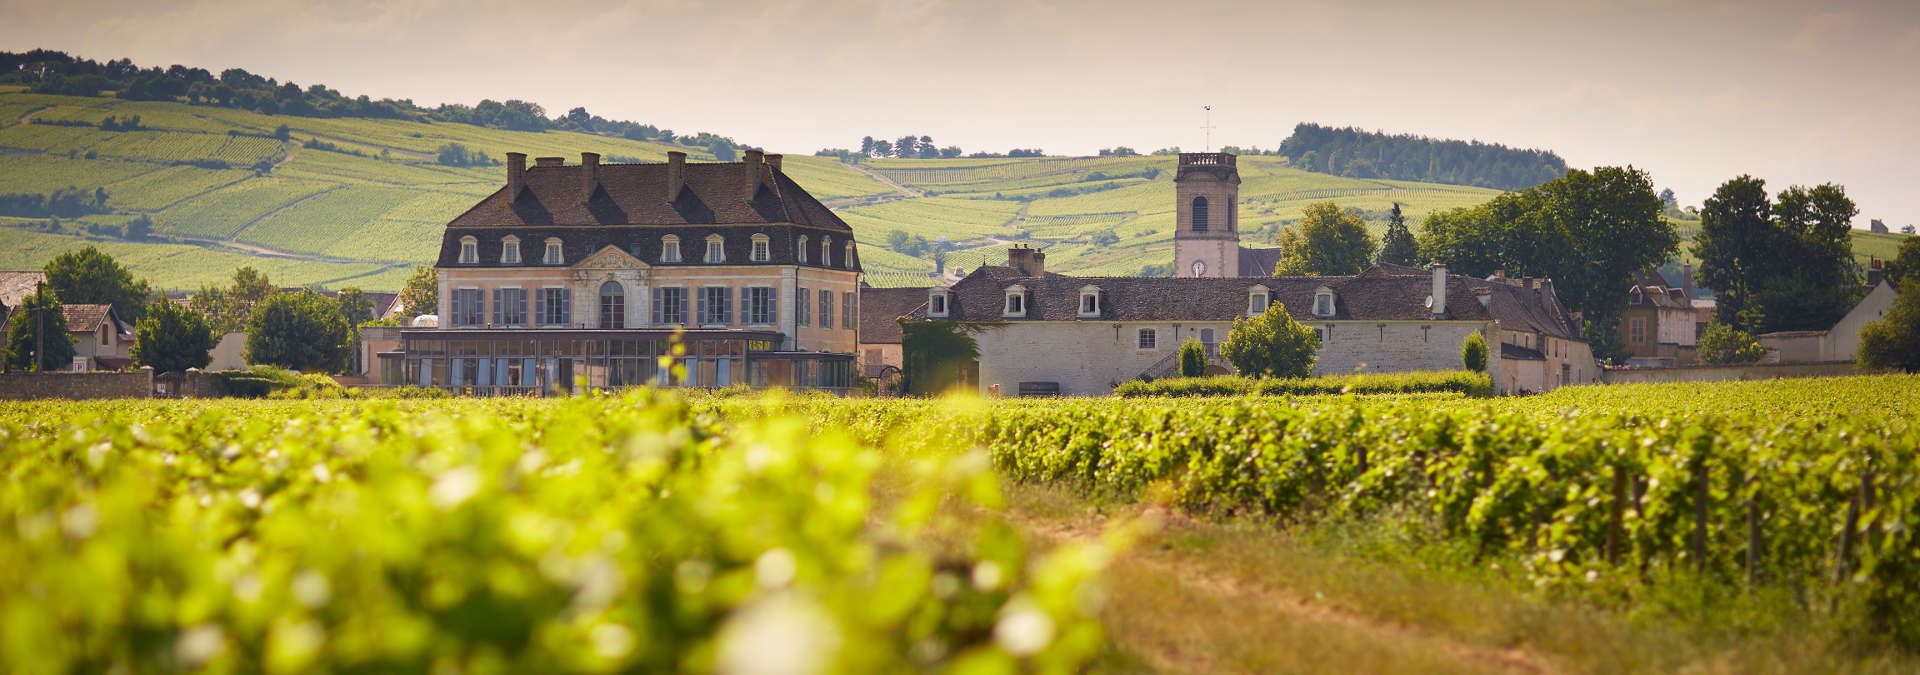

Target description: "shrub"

left=1178, top=340, right=1206, bottom=377
left=244, top=292, right=351, bottom=373
left=1461, top=332, right=1489, bottom=372
left=1858, top=279, right=1920, bottom=373
left=1114, top=370, right=1493, bottom=398
left=1698, top=321, right=1766, bottom=365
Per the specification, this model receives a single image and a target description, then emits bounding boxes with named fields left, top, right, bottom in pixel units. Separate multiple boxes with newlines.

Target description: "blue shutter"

left=652, top=288, right=663, bottom=325
left=770, top=286, right=778, bottom=326
left=560, top=289, right=572, bottom=326
left=492, top=289, right=502, bottom=326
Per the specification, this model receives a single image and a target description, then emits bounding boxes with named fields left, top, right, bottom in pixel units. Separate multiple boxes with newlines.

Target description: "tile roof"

left=0, top=271, right=46, bottom=310
left=60, top=303, right=114, bottom=332
left=446, top=160, right=853, bottom=232
left=1626, top=269, right=1690, bottom=309
left=905, top=261, right=1585, bottom=342
left=857, top=286, right=932, bottom=344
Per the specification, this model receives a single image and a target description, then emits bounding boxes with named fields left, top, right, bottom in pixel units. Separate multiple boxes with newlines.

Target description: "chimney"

left=665, top=151, right=686, bottom=202
left=1008, top=245, right=1046, bottom=277
left=1521, top=275, right=1534, bottom=290
left=1868, top=258, right=1885, bottom=287
left=1431, top=262, right=1448, bottom=318
left=765, top=153, right=783, bottom=173
left=505, top=152, right=526, bottom=197
left=1681, top=262, right=1694, bottom=301
left=579, top=152, right=600, bottom=204
left=743, top=149, right=764, bottom=200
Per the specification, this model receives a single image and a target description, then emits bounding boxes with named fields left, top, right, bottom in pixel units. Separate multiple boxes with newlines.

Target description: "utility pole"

left=32, top=281, right=46, bottom=372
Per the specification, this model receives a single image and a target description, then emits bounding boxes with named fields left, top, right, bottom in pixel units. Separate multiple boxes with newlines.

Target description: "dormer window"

left=661, top=235, right=682, bottom=263
left=797, top=235, right=809, bottom=263
left=929, top=288, right=950, bottom=317
left=1313, top=287, right=1335, bottom=317
left=821, top=237, right=833, bottom=267
left=751, top=234, right=770, bottom=262
left=501, top=236, right=520, bottom=264
left=458, top=236, right=477, bottom=264
left=1248, top=285, right=1270, bottom=315
left=705, top=235, right=725, bottom=263
left=1003, top=285, right=1027, bottom=317
left=845, top=242, right=855, bottom=267
left=1078, top=285, right=1102, bottom=318
left=543, top=238, right=564, bottom=265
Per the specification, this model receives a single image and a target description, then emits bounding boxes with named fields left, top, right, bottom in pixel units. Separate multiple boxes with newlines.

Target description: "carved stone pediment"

left=574, top=245, right=649, bottom=271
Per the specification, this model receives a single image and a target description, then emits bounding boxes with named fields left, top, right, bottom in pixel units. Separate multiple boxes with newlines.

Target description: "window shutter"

left=492, top=289, right=502, bottom=326
left=561, top=289, right=572, bottom=326
left=534, top=289, right=547, bottom=326
left=652, top=288, right=663, bottom=325
left=733, top=287, right=743, bottom=325
left=770, top=286, right=778, bottom=325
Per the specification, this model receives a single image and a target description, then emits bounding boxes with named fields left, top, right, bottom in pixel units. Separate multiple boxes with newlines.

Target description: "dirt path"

left=1007, top=499, right=1559, bottom=675
left=16, top=105, right=50, bottom=125
left=820, top=162, right=924, bottom=210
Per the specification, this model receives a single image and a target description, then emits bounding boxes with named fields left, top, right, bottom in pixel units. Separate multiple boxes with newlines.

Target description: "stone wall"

left=1601, top=361, right=1856, bottom=385
left=0, top=368, right=153, bottom=400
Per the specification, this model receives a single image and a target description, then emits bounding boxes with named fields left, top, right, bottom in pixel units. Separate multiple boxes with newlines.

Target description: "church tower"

left=1172, top=152, right=1241, bottom=277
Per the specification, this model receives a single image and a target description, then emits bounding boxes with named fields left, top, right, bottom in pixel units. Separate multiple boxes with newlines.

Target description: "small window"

left=1248, top=287, right=1269, bottom=315
left=1313, top=290, right=1334, bottom=317
left=844, top=242, right=855, bottom=267
left=458, top=236, right=478, bottom=264
left=929, top=290, right=949, bottom=317
left=751, top=234, right=770, bottom=262
left=543, top=238, right=564, bottom=265
left=797, top=235, right=809, bottom=264
left=705, top=235, right=725, bottom=263
left=1137, top=328, right=1157, bottom=350
left=1630, top=318, right=1646, bottom=343
left=501, top=236, right=520, bottom=264
left=821, top=237, right=833, bottom=267
left=661, top=235, right=682, bottom=263
left=1078, top=286, right=1101, bottom=317
left=1003, top=286, right=1026, bottom=317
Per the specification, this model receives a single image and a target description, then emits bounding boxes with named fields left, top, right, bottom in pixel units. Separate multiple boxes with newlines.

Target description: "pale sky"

left=5, top=0, right=1918, bottom=228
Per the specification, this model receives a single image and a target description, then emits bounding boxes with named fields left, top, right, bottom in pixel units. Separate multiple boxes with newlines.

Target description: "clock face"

left=1192, top=260, right=1207, bottom=277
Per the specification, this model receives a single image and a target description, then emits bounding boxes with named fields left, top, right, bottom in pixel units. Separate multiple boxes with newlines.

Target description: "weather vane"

left=1202, top=105, right=1215, bottom=152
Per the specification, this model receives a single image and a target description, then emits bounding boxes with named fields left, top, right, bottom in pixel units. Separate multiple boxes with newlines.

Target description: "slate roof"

left=435, top=224, right=859, bottom=271
left=1237, top=247, right=1285, bottom=276
left=0, top=271, right=46, bottom=311
left=905, top=261, right=1585, bottom=342
left=445, top=160, right=852, bottom=231
left=857, top=286, right=932, bottom=344
left=1626, top=269, right=1690, bottom=309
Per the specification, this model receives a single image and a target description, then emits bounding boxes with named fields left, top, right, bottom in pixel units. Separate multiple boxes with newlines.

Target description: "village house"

left=854, top=284, right=926, bottom=382
left=1758, top=260, right=1899, bottom=364
left=0, top=272, right=136, bottom=372
left=878, top=153, right=1597, bottom=396
left=395, top=150, right=862, bottom=392
left=1618, top=267, right=1699, bottom=367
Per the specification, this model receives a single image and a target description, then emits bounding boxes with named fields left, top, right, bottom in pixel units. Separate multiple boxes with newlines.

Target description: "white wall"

left=1825, top=282, right=1898, bottom=361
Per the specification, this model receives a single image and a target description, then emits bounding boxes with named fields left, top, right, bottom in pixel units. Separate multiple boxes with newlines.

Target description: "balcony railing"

left=1178, top=152, right=1236, bottom=167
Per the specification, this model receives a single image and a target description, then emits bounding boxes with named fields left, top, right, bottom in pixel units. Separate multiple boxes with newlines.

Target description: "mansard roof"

left=904, top=262, right=1584, bottom=342
left=445, top=160, right=853, bottom=232
left=435, top=224, right=860, bottom=271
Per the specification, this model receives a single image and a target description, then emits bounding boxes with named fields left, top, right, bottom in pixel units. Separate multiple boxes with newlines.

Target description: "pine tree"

left=1378, top=202, right=1418, bottom=265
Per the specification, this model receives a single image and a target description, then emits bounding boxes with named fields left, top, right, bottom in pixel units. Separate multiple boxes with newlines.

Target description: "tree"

left=43, top=245, right=152, bottom=321
left=1693, top=177, right=1860, bottom=333
left=396, top=266, right=438, bottom=321
left=1858, top=279, right=1920, bottom=373
left=1693, top=175, right=1774, bottom=331
left=3, top=287, right=75, bottom=371
left=902, top=320, right=983, bottom=395
left=1221, top=302, right=1321, bottom=378
left=245, top=292, right=350, bottom=372
left=859, top=136, right=875, bottom=157
left=1885, top=236, right=1920, bottom=287
left=1178, top=339, right=1206, bottom=377
left=872, top=139, right=892, bottom=158
left=1659, top=188, right=1678, bottom=211
left=1274, top=201, right=1376, bottom=276
left=1697, top=321, right=1766, bottom=365
left=336, top=287, right=374, bottom=325
left=131, top=298, right=215, bottom=373
left=1377, top=202, right=1418, bottom=265
left=190, top=266, right=275, bottom=333
left=1461, top=332, right=1488, bottom=372
left=895, top=135, right=918, bottom=159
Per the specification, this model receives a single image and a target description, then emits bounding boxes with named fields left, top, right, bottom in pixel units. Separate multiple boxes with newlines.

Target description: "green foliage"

left=0, top=391, right=1109, bottom=672
left=190, top=266, right=276, bottom=334
left=131, top=298, right=214, bottom=373
left=1858, top=279, right=1920, bottom=373
left=1274, top=201, right=1375, bottom=276
left=1697, top=321, right=1766, bottom=365
left=396, top=265, right=437, bottom=320
left=1419, top=166, right=1676, bottom=338
left=42, top=244, right=151, bottom=321
left=1694, top=176, right=1861, bottom=333
left=1377, top=202, right=1418, bottom=266
left=1177, top=340, right=1206, bottom=377
left=1277, top=122, right=1567, bottom=190
left=1115, top=370, right=1491, bottom=398
left=244, top=291, right=350, bottom=373
left=2, top=289, right=74, bottom=371
left=902, top=320, right=983, bottom=395
left=1461, top=332, right=1488, bottom=372
left=1221, top=302, right=1321, bottom=378
left=434, top=142, right=497, bottom=168
left=1883, top=236, right=1920, bottom=288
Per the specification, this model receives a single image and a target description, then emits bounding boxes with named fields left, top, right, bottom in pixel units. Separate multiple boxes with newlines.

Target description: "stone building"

left=1171, top=153, right=1283, bottom=277
left=899, top=247, right=1593, bottom=395
left=1618, top=267, right=1699, bottom=367
left=399, top=150, right=862, bottom=392
left=1758, top=262, right=1900, bottom=364
left=855, top=285, right=927, bottom=380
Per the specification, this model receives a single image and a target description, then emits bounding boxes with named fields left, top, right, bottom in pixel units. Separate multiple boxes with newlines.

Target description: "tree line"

left=0, top=50, right=743, bottom=161
left=815, top=134, right=1051, bottom=160
left=1276, top=122, right=1568, bottom=190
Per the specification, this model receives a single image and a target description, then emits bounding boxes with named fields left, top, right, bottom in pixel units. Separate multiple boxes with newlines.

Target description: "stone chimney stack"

left=765, top=153, right=783, bottom=173
left=579, top=152, right=600, bottom=204
left=1868, top=258, right=1885, bottom=287
left=1008, top=245, right=1046, bottom=277
left=743, top=149, right=764, bottom=200
left=1682, top=262, right=1694, bottom=301
left=665, top=151, right=686, bottom=202
left=506, top=152, right=527, bottom=197
left=1431, top=263, right=1448, bottom=318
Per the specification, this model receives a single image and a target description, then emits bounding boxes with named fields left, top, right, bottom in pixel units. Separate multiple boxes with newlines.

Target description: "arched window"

left=821, top=236, right=834, bottom=267
left=1191, top=196, right=1209, bottom=232
left=599, top=281, right=626, bottom=329
left=501, top=235, right=520, bottom=264
left=458, top=236, right=478, bottom=264
left=750, top=233, right=770, bottom=262
left=844, top=242, right=855, bottom=268
left=704, top=234, right=726, bottom=263
left=661, top=235, right=682, bottom=263
left=797, top=235, right=809, bottom=263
